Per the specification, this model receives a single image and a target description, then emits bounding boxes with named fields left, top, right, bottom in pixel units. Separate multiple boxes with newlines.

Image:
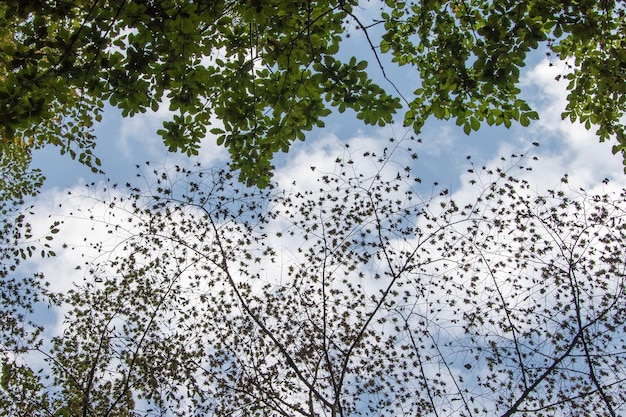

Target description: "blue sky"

left=22, top=34, right=626, bottom=316
left=24, top=49, right=626, bottom=343
left=13, top=27, right=626, bottom=416
left=22, top=50, right=626, bottom=304
left=29, top=34, right=624, bottom=197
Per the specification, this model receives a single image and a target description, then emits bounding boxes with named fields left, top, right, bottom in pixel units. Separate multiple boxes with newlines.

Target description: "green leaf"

left=470, top=117, right=480, bottom=131
left=520, top=114, right=530, bottom=127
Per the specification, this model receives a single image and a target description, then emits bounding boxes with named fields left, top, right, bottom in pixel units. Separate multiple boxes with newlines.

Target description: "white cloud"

left=18, top=183, right=141, bottom=333
left=519, top=59, right=626, bottom=191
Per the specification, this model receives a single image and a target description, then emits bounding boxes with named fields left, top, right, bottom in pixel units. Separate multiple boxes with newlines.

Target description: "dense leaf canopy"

left=1, top=0, right=625, bottom=188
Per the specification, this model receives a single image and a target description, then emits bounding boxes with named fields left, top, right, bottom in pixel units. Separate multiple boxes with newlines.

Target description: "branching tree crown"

left=1, top=0, right=625, bottom=189
left=2, top=139, right=625, bottom=416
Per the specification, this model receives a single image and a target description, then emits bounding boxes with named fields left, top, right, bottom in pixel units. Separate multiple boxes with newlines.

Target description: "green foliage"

left=0, top=0, right=625, bottom=188
left=385, top=0, right=623, bottom=142
left=3, top=141, right=625, bottom=416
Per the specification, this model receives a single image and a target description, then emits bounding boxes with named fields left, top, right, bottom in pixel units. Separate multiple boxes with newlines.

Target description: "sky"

left=23, top=49, right=626, bottom=336
left=29, top=53, right=626, bottom=204
left=10, top=20, right=626, bottom=416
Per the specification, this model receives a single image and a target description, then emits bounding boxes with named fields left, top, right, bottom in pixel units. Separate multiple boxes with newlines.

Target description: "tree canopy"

left=1, top=0, right=625, bottom=189
left=1, top=140, right=625, bottom=416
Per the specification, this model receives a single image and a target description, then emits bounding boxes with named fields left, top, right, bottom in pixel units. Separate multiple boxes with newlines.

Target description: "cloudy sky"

left=21, top=49, right=626, bottom=339
left=22, top=43, right=626, bottom=316
left=10, top=28, right=626, bottom=415
left=29, top=54, right=626, bottom=203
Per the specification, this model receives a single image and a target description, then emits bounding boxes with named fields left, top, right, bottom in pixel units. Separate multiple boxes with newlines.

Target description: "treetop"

left=1, top=0, right=624, bottom=189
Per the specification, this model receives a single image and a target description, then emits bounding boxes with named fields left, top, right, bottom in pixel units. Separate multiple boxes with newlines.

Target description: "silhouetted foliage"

left=2, top=138, right=625, bottom=416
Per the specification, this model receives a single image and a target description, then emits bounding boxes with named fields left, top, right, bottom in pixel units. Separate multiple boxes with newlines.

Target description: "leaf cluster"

left=1, top=0, right=625, bottom=191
